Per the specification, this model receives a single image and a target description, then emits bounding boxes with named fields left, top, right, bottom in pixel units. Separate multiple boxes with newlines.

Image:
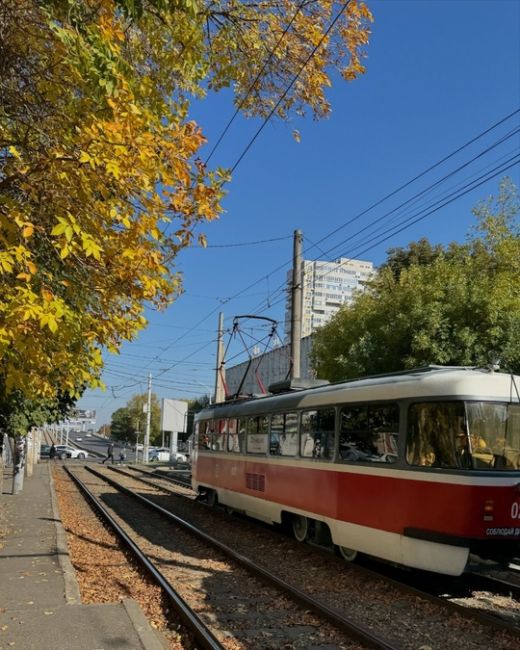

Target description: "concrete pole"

left=25, top=431, right=33, bottom=478
left=214, top=311, right=225, bottom=403
left=290, top=229, right=303, bottom=380
left=143, top=372, right=152, bottom=464
left=135, top=420, right=140, bottom=463
left=36, top=430, right=42, bottom=462
left=12, top=436, right=25, bottom=494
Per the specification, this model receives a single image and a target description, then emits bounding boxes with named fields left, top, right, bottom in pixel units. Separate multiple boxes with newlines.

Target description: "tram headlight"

left=483, top=499, right=494, bottom=521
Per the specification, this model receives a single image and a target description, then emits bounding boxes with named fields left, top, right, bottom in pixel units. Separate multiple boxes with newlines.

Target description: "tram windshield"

left=406, top=401, right=520, bottom=470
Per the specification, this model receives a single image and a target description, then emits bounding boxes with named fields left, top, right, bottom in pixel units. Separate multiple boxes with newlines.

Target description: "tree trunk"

left=0, top=433, right=4, bottom=498
left=12, top=435, right=25, bottom=494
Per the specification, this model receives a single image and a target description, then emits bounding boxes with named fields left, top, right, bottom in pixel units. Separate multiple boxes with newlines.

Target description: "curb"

left=47, top=462, right=82, bottom=605
left=122, top=599, right=170, bottom=650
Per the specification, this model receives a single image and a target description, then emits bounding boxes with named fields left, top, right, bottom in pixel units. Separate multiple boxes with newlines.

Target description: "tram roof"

left=199, top=366, right=520, bottom=418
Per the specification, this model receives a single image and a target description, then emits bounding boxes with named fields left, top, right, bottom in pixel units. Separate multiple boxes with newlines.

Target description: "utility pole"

left=290, top=229, right=303, bottom=380
left=135, top=419, right=140, bottom=463
left=143, top=372, right=152, bottom=464
left=214, top=311, right=225, bottom=403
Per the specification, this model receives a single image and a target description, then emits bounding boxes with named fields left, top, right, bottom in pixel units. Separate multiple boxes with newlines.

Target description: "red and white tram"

left=192, top=366, right=520, bottom=576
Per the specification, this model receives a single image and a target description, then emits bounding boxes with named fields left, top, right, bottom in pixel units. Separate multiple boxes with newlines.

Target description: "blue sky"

left=79, top=0, right=520, bottom=426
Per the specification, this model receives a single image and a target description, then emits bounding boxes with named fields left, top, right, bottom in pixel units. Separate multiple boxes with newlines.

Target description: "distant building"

left=285, top=257, right=374, bottom=340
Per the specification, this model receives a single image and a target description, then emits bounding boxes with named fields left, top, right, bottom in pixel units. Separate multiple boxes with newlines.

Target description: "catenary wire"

left=100, top=109, right=520, bottom=394
left=204, top=1, right=308, bottom=165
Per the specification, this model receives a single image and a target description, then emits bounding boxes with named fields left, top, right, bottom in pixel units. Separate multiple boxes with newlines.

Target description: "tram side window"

left=406, top=402, right=465, bottom=468
left=339, top=403, right=399, bottom=463
left=197, top=420, right=212, bottom=450
left=227, top=418, right=243, bottom=453
left=238, top=418, right=248, bottom=453
left=270, top=412, right=298, bottom=456
left=211, top=418, right=228, bottom=451
left=301, top=408, right=335, bottom=460
left=246, top=415, right=269, bottom=454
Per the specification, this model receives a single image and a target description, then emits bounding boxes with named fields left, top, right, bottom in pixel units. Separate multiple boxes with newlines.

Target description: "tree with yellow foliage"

left=0, top=0, right=372, bottom=406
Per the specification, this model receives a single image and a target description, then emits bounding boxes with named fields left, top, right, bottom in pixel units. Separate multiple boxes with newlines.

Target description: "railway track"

left=63, top=465, right=403, bottom=650
left=62, top=464, right=520, bottom=649
left=466, top=568, right=520, bottom=602
left=107, top=466, right=520, bottom=613
left=116, top=464, right=193, bottom=491
left=62, top=466, right=223, bottom=650
left=108, top=463, right=520, bottom=630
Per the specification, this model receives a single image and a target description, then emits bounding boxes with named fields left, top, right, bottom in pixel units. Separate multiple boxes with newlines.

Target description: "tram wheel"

left=206, top=489, right=218, bottom=508
left=292, top=515, right=310, bottom=542
left=336, top=545, right=358, bottom=562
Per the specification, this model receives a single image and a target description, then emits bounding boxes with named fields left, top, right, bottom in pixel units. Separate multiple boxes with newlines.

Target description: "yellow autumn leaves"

left=0, top=0, right=372, bottom=402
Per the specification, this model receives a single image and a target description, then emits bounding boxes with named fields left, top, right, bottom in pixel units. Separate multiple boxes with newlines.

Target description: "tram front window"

left=466, top=402, right=520, bottom=470
left=407, top=401, right=520, bottom=470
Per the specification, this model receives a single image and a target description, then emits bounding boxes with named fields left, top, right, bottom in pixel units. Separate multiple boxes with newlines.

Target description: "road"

left=60, top=432, right=139, bottom=462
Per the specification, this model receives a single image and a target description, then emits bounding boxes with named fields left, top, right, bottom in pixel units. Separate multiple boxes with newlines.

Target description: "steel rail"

left=62, top=466, right=224, bottom=650
left=467, top=571, right=520, bottom=601
left=98, top=466, right=520, bottom=638
left=114, top=465, right=193, bottom=491
left=123, top=464, right=192, bottom=489
left=85, top=465, right=401, bottom=650
left=348, top=560, right=520, bottom=635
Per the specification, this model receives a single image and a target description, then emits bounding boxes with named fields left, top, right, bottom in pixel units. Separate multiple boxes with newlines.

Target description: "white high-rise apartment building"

left=285, top=258, right=374, bottom=340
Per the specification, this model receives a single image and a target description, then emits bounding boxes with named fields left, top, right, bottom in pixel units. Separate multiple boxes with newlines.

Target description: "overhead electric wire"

left=200, top=235, right=293, bottom=248
left=229, top=1, right=353, bottom=175
left=314, top=126, right=520, bottom=262
left=218, top=108, right=520, bottom=327
left=204, top=1, right=307, bottom=165
left=98, top=108, right=519, bottom=399
left=302, top=108, right=520, bottom=254
left=250, top=152, right=520, bottom=316
left=245, top=126, right=520, bottom=315
left=138, top=110, right=520, bottom=376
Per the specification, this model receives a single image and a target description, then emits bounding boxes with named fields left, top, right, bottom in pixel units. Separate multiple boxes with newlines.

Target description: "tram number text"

left=511, top=502, right=520, bottom=520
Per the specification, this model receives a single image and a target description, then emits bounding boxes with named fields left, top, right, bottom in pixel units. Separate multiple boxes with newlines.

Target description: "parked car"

left=76, top=437, right=82, bottom=441
left=40, top=444, right=51, bottom=458
left=148, top=447, right=189, bottom=464
left=55, top=445, right=88, bottom=460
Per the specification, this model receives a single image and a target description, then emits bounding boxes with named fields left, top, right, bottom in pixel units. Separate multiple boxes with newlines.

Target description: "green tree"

left=381, top=238, right=446, bottom=281
left=312, top=179, right=520, bottom=380
left=127, top=393, right=162, bottom=445
left=110, top=407, right=133, bottom=442
left=110, top=393, right=161, bottom=444
left=185, top=394, right=211, bottom=435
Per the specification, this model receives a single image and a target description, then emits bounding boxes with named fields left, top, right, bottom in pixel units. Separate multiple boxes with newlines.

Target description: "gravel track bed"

left=52, top=467, right=191, bottom=649
left=74, top=466, right=368, bottom=650
left=99, top=465, right=520, bottom=650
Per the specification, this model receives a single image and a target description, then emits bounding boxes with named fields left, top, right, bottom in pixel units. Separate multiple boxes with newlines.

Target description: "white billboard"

left=161, top=399, right=188, bottom=432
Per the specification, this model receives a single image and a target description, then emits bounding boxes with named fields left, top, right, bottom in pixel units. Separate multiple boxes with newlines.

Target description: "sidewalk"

left=0, top=462, right=167, bottom=650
